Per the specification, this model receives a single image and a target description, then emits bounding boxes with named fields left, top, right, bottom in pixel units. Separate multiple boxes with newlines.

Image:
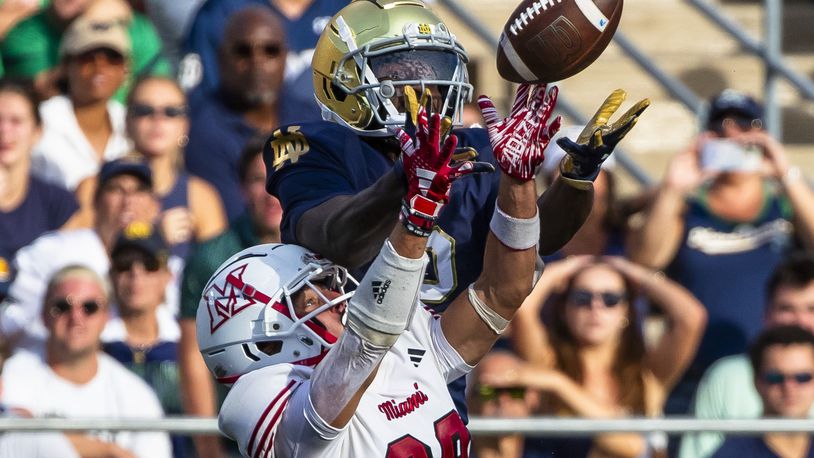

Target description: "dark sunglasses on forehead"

left=477, top=385, right=526, bottom=401
left=762, top=371, right=814, bottom=385
left=568, top=289, right=627, bottom=308
left=129, top=104, right=187, bottom=119
left=231, top=42, right=283, bottom=59
left=49, top=298, right=101, bottom=318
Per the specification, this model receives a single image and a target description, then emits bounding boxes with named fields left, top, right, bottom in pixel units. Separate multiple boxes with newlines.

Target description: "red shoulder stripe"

left=257, top=393, right=296, bottom=458
left=247, top=379, right=297, bottom=457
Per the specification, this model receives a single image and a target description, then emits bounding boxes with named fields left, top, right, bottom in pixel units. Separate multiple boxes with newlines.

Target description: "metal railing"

left=4, top=417, right=814, bottom=436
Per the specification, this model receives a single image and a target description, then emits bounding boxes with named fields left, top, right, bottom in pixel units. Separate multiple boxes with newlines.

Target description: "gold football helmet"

left=312, top=0, right=472, bottom=136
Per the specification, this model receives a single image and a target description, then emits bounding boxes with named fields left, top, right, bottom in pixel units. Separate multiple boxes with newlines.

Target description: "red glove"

left=478, top=84, right=561, bottom=181
left=395, top=106, right=493, bottom=237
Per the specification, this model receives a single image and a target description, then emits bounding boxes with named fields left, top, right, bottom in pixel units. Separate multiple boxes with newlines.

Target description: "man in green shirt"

left=1, top=0, right=170, bottom=102
left=680, top=253, right=814, bottom=458
left=178, top=136, right=281, bottom=458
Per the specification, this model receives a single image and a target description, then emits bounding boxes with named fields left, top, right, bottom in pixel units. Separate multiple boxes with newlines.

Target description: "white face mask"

left=700, top=138, right=763, bottom=172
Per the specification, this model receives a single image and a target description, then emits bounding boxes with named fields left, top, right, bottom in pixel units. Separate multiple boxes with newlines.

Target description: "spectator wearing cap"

left=628, top=89, right=814, bottom=416
left=711, top=325, right=814, bottom=458
left=184, top=6, right=291, bottom=221
left=682, top=254, right=814, bottom=458
left=178, top=136, right=282, bottom=458
left=102, top=222, right=187, bottom=458
left=29, top=14, right=132, bottom=191
left=0, top=157, right=166, bottom=350
left=0, top=0, right=170, bottom=103
left=1, top=265, right=172, bottom=458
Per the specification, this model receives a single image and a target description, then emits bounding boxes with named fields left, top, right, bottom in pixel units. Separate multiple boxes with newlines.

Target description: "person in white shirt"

left=197, top=84, right=562, bottom=456
left=0, top=339, right=79, bottom=458
left=0, top=158, right=172, bottom=350
left=1, top=265, right=171, bottom=458
left=31, top=15, right=131, bottom=190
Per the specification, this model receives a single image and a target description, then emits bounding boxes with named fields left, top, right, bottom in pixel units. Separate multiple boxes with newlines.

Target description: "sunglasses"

left=477, top=385, right=526, bottom=401
left=710, top=117, right=762, bottom=134
left=129, top=104, right=187, bottom=119
left=568, top=289, right=627, bottom=308
left=232, top=42, right=283, bottom=59
left=49, top=298, right=102, bottom=317
left=111, top=256, right=162, bottom=274
left=75, top=48, right=125, bottom=66
left=762, top=371, right=814, bottom=386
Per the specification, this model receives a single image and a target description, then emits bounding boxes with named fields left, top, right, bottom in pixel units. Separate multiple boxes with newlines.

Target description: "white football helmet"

left=196, top=244, right=355, bottom=384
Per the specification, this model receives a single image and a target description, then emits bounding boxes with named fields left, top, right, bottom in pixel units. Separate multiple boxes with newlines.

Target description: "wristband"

left=489, top=204, right=539, bottom=250
left=782, top=166, right=803, bottom=185
left=400, top=196, right=441, bottom=237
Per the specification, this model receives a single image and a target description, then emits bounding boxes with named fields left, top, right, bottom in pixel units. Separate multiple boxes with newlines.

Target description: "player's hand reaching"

left=395, top=86, right=494, bottom=237
left=557, top=89, right=650, bottom=180
left=478, top=83, right=561, bottom=181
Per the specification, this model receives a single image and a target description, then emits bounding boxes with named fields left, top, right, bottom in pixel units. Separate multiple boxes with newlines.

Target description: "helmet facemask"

left=321, top=18, right=473, bottom=137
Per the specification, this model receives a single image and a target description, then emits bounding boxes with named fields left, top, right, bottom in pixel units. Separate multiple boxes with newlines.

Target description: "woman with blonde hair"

left=489, top=256, right=706, bottom=458
left=77, top=76, right=226, bottom=259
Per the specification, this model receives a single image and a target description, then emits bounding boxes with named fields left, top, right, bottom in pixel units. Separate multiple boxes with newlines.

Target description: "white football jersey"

left=219, top=305, right=473, bottom=457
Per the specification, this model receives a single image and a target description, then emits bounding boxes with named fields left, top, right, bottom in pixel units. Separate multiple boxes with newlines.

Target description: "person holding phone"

left=629, top=89, right=814, bottom=420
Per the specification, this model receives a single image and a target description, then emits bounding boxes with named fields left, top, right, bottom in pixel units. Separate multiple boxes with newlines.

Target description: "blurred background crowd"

left=0, top=0, right=812, bottom=457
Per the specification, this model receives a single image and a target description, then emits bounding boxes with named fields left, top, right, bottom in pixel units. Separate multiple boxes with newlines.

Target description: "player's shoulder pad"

left=264, top=121, right=358, bottom=174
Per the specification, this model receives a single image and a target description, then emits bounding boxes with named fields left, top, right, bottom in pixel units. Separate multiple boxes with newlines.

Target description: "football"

left=496, top=0, right=624, bottom=84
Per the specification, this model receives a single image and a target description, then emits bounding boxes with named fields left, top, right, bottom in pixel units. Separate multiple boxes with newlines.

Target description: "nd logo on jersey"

left=271, top=126, right=310, bottom=171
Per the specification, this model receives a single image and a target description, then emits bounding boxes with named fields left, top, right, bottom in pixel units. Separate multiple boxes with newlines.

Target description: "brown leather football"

left=496, top=0, right=624, bottom=83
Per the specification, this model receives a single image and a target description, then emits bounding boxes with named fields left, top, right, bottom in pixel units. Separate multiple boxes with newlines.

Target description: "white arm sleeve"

left=430, top=313, right=475, bottom=383
left=346, top=239, right=428, bottom=346
left=308, top=329, right=388, bottom=425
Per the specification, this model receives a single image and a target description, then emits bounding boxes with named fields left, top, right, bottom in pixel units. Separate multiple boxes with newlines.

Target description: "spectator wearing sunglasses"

left=184, top=6, right=292, bottom=221
left=507, top=256, right=706, bottom=458
left=629, top=90, right=814, bottom=419
left=76, top=76, right=227, bottom=260
left=682, top=253, right=814, bottom=458
left=1, top=0, right=170, bottom=103
left=101, top=222, right=188, bottom=458
left=30, top=15, right=132, bottom=191
left=0, top=265, right=172, bottom=458
left=467, top=350, right=538, bottom=458
left=710, top=325, right=814, bottom=458
left=179, top=0, right=345, bottom=123
left=0, top=158, right=170, bottom=350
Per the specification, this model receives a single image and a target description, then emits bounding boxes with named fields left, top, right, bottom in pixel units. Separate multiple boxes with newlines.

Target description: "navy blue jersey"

left=266, top=121, right=500, bottom=312
left=0, top=175, right=78, bottom=298
left=180, top=0, right=344, bottom=122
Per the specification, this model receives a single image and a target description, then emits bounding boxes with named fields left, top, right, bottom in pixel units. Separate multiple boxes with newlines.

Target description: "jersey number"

left=385, top=411, right=470, bottom=457
left=421, top=229, right=457, bottom=305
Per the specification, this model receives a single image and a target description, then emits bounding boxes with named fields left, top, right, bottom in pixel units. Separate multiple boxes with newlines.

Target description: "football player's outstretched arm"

left=441, top=84, right=557, bottom=364
left=537, top=89, right=650, bottom=255
left=307, top=97, right=492, bottom=428
left=295, top=170, right=404, bottom=269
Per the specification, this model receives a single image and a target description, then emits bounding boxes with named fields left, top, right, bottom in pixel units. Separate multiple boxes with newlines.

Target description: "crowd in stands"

left=0, top=1, right=811, bottom=458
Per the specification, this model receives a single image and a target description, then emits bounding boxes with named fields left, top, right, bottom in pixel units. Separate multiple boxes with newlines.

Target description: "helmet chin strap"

left=335, top=15, right=402, bottom=126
